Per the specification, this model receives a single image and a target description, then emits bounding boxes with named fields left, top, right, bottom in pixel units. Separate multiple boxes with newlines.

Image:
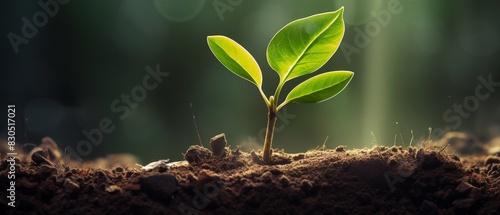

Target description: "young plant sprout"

left=207, top=7, right=353, bottom=164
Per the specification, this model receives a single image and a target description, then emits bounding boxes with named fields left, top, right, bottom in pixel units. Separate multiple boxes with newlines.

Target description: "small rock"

left=125, top=171, right=133, bottom=178
left=209, top=133, right=227, bottom=157
left=200, top=163, right=211, bottom=169
left=391, top=147, right=398, bottom=152
left=251, top=150, right=260, bottom=163
left=335, top=146, right=346, bottom=152
left=115, top=167, right=124, bottom=172
left=293, top=154, right=305, bottom=161
left=140, top=174, right=178, bottom=200
left=105, top=185, right=122, bottom=194
left=64, top=178, right=80, bottom=194
left=455, top=181, right=476, bottom=194
left=300, top=179, right=313, bottom=192
left=31, top=149, right=54, bottom=166
left=95, top=170, right=110, bottom=183
left=41, top=137, right=62, bottom=162
left=279, top=175, right=290, bottom=187
left=184, top=145, right=211, bottom=164
left=137, top=160, right=170, bottom=171
left=269, top=168, right=283, bottom=175
left=259, top=171, right=272, bottom=183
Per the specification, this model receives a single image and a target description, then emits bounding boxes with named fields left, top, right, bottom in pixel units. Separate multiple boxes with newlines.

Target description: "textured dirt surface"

left=1, top=134, right=499, bottom=215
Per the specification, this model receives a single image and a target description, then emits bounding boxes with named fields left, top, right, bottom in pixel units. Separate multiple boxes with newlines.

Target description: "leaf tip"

left=207, top=35, right=216, bottom=44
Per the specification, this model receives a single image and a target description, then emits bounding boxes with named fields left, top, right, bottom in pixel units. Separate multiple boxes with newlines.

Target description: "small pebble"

left=300, top=179, right=313, bottom=192
left=455, top=181, right=476, bottom=194
left=279, top=175, right=290, bottom=186
left=259, top=171, right=272, bottom=183
left=209, top=133, right=227, bottom=157
left=335, top=146, right=345, bottom=152
left=140, top=174, right=178, bottom=200
left=293, top=154, right=305, bottom=161
left=105, top=185, right=122, bottom=194
left=31, top=150, right=54, bottom=166
left=184, top=145, right=211, bottom=164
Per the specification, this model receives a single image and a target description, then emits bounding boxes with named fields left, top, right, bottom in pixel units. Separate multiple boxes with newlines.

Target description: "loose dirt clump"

left=0, top=135, right=499, bottom=215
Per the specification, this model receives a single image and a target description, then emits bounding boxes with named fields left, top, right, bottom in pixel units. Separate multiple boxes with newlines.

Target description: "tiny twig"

left=371, top=132, right=383, bottom=158
left=422, top=127, right=433, bottom=148
left=371, top=131, right=378, bottom=146
left=439, top=143, right=449, bottom=153
left=397, top=122, right=405, bottom=148
left=190, top=103, right=204, bottom=147
left=322, top=136, right=329, bottom=150
left=470, top=161, right=480, bottom=169
left=409, top=130, right=414, bottom=147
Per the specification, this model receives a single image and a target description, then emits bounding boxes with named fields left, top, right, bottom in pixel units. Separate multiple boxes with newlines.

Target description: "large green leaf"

left=267, top=7, right=345, bottom=83
left=283, top=71, right=353, bottom=106
left=207, top=36, right=262, bottom=87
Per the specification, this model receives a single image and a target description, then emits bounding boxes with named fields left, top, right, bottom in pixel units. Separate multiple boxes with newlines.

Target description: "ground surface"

left=0, top=134, right=499, bottom=215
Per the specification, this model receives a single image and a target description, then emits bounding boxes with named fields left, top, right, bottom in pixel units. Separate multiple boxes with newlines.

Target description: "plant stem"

left=263, top=106, right=277, bottom=164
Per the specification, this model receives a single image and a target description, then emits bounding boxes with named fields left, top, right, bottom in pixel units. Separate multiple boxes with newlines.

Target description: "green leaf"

left=207, top=35, right=262, bottom=87
left=267, top=7, right=345, bottom=83
left=283, top=71, right=353, bottom=106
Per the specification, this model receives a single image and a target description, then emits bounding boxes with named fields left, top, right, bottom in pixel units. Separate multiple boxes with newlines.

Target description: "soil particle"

left=184, top=145, right=211, bottom=164
left=278, top=175, right=291, bottom=186
left=259, top=171, right=273, bottom=183
left=455, top=181, right=477, bottom=194
left=30, top=150, right=54, bottom=166
left=105, top=185, right=122, bottom=194
left=292, top=153, right=305, bottom=161
left=209, top=133, right=227, bottom=157
left=63, top=178, right=80, bottom=194
left=139, top=174, right=177, bottom=201
left=115, top=166, right=124, bottom=173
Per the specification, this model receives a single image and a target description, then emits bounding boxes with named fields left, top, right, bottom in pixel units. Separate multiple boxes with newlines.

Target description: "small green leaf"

left=207, top=35, right=262, bottom=87
left=283, top=71, right=353, bottom=106
left=267, top=7, right=345, bottom=83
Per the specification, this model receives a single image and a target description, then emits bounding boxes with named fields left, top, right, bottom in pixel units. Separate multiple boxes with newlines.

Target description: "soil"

left=1, top=133, right=499, bottom=215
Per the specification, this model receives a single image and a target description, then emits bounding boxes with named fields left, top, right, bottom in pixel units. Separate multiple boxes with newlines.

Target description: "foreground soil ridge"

left=1, top=138, right=499, bottom=214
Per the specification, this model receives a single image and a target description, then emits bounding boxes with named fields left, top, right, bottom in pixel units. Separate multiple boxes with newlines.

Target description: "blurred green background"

left=1, top=0, right=499, bottom=163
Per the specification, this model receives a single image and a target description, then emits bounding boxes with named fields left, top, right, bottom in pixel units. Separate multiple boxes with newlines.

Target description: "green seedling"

left=207, top=7, right=353, bottom=164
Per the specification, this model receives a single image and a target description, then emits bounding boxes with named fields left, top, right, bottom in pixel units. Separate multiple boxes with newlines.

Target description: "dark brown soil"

left=1, top=134, right=499, bottom=215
